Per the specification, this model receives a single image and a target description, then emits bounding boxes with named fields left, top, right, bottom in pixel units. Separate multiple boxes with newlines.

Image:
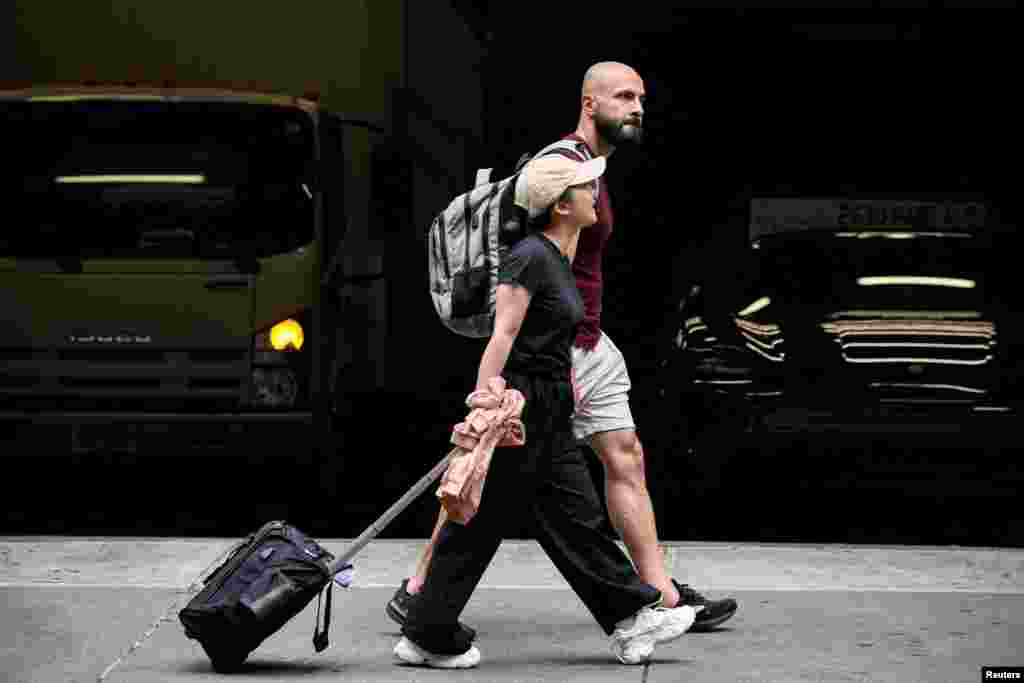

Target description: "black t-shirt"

left=499, top=234, right=584, bottom=379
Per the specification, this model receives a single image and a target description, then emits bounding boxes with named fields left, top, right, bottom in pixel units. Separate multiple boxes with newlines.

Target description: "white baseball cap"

left=514, top=154, right=606, bottom=219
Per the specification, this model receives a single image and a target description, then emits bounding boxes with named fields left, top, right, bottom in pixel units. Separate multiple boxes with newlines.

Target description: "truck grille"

left=0, top=348, right=249, bottom=411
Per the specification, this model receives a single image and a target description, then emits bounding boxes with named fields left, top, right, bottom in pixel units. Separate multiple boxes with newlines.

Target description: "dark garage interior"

left=3, top=2, right=1020, bottom=549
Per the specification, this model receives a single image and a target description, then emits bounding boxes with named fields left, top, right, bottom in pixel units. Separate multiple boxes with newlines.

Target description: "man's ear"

left=581, top=94, right=596, bottom=118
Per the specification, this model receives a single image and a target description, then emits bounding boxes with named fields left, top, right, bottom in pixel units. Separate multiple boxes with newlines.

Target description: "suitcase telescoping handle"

left=326, top=447, right=458, bottom=576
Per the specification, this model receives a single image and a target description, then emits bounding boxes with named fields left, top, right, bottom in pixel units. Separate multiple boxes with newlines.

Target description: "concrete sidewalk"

left=2, top=537, right=1023, bottom=682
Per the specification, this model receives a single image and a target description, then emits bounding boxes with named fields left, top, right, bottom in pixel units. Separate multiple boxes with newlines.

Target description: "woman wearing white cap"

left=395, top=154, right=700, bottom=668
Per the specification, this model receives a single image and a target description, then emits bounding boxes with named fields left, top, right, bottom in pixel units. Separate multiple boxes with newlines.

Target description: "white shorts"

left=570, top=331, right=635, bottom=442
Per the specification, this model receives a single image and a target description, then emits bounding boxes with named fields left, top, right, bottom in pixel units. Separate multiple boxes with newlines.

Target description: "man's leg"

left=572, top=332, right=737, bottom=629
left=589, top=428, right=679, bottom=606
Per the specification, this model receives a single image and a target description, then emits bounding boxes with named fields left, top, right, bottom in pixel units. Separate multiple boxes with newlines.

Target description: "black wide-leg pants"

left=402, top=372, right=662, bottom=655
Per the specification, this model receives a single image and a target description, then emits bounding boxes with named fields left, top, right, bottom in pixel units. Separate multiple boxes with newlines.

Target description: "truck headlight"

left=270, top=319, right=304, bottom=351
left=254, top=318, right=305, bottom=352
left=252, top=316, right=308, bottom=409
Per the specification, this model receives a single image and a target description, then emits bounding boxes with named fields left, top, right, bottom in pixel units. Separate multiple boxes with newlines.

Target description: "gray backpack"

left=428, top=139, right=591, bottom=337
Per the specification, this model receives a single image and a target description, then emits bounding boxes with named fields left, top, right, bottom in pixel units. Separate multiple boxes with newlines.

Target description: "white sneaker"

left=610, top=604, right=701, bottom=664
left=393, top=636, right=481, bottom=669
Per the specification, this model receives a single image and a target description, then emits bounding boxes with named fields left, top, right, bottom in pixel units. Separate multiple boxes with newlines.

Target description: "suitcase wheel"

left=201, top=641, right=250, bottom=673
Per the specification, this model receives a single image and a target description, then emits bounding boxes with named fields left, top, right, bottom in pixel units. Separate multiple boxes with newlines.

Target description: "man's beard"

left=594, top=110, right=644, bottom=146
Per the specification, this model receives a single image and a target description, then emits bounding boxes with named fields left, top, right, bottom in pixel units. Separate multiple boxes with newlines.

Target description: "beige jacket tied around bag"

left=436, top=376, right=526, bottom=525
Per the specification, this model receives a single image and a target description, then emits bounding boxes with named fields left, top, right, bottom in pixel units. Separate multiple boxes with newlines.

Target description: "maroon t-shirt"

left=543, top=133, right=613, bottom=351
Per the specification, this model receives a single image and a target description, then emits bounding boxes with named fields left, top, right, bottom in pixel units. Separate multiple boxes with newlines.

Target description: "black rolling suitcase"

left=178, top=520, right=344, bottom=672
left=178, top=449, right=457, bottom=672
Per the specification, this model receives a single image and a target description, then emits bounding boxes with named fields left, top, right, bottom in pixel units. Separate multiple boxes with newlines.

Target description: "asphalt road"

left=2, top=538, right=1022, bottom=682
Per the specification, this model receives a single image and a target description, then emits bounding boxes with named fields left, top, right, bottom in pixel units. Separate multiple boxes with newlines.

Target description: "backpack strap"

left=532, top=139, right=599, bottom=203
left=532, top=138, right=591, bottom=163
left=513, top=152, right=532, bottom=174
left=511, top=138, right=595, bottom=217
left=474, top=168, right=493, bottom=187
left=513, top=139, right=589, bottom=173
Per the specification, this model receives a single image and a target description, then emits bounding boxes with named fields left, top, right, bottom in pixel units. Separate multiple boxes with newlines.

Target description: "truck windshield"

left=0, top=98, right=315, bottom=259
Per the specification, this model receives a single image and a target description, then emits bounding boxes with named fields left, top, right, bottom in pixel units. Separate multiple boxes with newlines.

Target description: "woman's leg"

left=532, top=418, right=662, bottom=634
left=401, top=516, right=501, bottom=655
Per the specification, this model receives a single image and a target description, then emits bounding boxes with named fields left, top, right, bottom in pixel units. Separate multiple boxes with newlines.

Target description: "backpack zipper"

left=435, top=215, right=451, bottom=281
left=480, top=182, right=501, bottom=271
left=463, top=192, right=473, bottom=274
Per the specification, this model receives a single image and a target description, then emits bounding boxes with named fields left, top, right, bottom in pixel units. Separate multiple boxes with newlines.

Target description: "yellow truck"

left=0, top=83, right=362, bottom=454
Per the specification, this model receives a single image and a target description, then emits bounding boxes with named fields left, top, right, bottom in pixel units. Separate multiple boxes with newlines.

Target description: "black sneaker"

left=386, top=579, right=478, bottom=641
left=672, top=579, right=737, bottom=632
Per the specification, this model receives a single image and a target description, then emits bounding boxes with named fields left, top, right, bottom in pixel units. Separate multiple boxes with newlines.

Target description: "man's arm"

left=475, top=283, right=531, bottom=391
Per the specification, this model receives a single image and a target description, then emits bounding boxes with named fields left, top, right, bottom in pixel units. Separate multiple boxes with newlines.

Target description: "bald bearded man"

left=390, top=61, right=737, bottom=635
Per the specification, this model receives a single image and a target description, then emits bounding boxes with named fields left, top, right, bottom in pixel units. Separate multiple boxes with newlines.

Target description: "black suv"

left=663, top=198, right=1021, bottom=437
left=653, top=198, right=1022, bottom=544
